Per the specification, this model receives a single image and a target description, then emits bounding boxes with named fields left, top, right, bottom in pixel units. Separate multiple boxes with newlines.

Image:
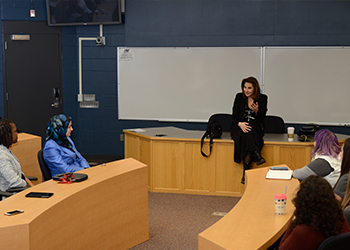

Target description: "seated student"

left=334, top=138, right=350, bottom=202
left=340, top=164, right=350, bottom=210
left=0, top=119, right=34, bottom=192
left=279, top=175, right=350, bottom=250
left=43, top=114, right=90, bottom=177
left=293, top=129, right=341, bottom=188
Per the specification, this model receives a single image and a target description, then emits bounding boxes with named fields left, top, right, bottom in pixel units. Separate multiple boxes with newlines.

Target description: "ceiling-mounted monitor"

left=46, top=0, right=122, bottom=26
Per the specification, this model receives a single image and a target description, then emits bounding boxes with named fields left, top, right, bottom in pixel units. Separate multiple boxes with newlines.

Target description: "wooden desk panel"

left=124, top=127, right=347, bottom=197
left=0, top=158, right=149, bottom=250
left=214, top=142, right=245, bottom=195
left=184, top=142, right=212, bottom=194
left=125, top=134, right=152, bottom=190
left=198, top=167, right=300, bottom=250
left=10, top=133, right=42, bottom=183
left=153, top=141, right=183, bottom=192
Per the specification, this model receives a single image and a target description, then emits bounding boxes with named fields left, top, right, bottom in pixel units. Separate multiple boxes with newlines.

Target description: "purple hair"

left=312, top=129, right=341, bottom=158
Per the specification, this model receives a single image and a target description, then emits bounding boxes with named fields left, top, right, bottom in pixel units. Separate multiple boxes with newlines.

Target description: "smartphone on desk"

left=4, top=209, right=24, bottom=216
left=25, top=192, right=54, bottom=198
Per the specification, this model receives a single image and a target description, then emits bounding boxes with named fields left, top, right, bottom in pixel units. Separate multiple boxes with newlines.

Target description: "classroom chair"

left=37, top=149, right=53, bottom=181
left=264, top=115, right=285, bottom=133
left=208, top=113, right=232, bottom=132
left=317, top=232, right=350, bottom=250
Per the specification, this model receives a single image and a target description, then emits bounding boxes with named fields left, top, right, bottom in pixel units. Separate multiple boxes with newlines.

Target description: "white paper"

left=129, top=128, right=146, bottom=133
left=119, top=48, right=135, bottom=62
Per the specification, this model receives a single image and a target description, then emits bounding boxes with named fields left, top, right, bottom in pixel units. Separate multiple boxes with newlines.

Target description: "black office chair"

left=264, top=115, right=285, bottom=133
left=37, top=149, right=52, bottom=181
left=208, top=113, right=233, bottom=132
left=317, top=232, right=350, bottom=250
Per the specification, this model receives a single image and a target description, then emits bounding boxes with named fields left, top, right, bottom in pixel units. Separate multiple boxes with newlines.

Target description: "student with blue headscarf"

left=43, top=114, right=90, bottom=177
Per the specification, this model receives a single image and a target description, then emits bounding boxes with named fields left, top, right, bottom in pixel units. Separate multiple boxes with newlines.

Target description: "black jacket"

left=231, top=92, right=268, bottom=134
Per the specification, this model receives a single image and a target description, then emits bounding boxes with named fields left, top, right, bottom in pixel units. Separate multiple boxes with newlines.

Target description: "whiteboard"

left=118, top=47, right=262, bottom=122
left=264, top=47, right=350, bottom=125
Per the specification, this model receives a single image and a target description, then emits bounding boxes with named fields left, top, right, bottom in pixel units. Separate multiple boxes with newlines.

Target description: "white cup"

left=274, top=194, right=287, bottom=215
left=287, top=127, right=295, bottom=142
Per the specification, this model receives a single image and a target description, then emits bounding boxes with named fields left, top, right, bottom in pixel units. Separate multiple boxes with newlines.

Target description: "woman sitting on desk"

left=43, top=114, right=90, bottom=177
left=279, top=175, right=350, bottom=250
left=0, top=119, right=34, bottom=192
left=293, top=129, right=341, bottom=188
left=230, top=76, right=268, bottom=184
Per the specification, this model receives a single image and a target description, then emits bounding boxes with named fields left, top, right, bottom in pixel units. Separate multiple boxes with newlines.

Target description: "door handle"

left=51, top=87, right=60, bottom=108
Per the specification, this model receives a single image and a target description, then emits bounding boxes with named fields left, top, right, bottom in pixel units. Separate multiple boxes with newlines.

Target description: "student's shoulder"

left=44, top=139, right=59, bottom=150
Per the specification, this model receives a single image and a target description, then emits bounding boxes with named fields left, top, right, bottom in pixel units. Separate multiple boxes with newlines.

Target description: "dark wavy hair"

left=0, top=119, right=14, bottom=148
left=290, top=175, right=344, bottom=238
left=240, top=76, right=261, bottom=100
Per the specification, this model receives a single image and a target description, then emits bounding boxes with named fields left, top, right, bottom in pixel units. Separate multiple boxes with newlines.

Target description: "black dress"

left=230, top=93, right=268, bottom=163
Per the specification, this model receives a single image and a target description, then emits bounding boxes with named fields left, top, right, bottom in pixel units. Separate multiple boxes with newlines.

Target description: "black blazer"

left=231, top=93, right=268, bottom=132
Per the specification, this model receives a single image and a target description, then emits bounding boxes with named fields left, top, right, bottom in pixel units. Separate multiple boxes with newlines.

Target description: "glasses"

left=58, top=173, right=76, bottom=184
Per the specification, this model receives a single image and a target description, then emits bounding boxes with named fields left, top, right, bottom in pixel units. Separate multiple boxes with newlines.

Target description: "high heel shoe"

left=253, top=151, right=266, bottom=166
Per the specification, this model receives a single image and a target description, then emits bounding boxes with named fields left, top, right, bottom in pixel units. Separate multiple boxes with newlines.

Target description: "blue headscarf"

left=45, top=114, right=74, bottom=152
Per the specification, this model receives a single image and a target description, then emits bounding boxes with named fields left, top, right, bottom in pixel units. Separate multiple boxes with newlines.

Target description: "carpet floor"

left=130, top=192, right=240, bottom=250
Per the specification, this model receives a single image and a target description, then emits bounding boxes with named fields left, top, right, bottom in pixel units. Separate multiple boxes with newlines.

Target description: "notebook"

left=266, top=168, right=293, bottom=180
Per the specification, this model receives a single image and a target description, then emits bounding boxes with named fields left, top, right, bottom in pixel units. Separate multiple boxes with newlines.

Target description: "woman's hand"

left=239, top=122, right=251, bottom=133
left=249, top=101, right=259, bottom=113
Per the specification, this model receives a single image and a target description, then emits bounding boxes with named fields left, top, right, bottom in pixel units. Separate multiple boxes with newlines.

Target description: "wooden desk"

left=0, top=158, right=149, bottom=250
left=198, top=167, right=300, bottom=250
left=10, top=133, right=42, bottom=183
left=124, top=126, right=348, bottom=197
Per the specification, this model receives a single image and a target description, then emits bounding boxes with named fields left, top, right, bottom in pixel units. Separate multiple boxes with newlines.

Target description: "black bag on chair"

left=201, top=120, right=222, bottom=157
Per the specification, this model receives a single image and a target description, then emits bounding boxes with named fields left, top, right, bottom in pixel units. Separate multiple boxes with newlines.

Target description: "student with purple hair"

left=293, top=129, right=342, bottom=188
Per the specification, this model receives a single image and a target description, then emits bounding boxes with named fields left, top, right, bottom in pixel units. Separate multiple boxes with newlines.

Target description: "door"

left=2, top=21, right=63, bottom=143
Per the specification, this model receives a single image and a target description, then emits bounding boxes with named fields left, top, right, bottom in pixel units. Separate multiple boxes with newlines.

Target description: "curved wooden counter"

left=0, top=158, right=149, bottom=250
left=124, top=126, right=346, bottom=196
left=198, top=167, right=300, bottom=250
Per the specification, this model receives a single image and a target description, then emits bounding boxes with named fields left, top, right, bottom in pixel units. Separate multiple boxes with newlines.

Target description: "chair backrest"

left=37, top=149, right=52, bottom=181
left=208, top=113, right=232, bottom=132
left=317, top=232, right=350, bottom=250
left=264, top=115, right=285, bottom=133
